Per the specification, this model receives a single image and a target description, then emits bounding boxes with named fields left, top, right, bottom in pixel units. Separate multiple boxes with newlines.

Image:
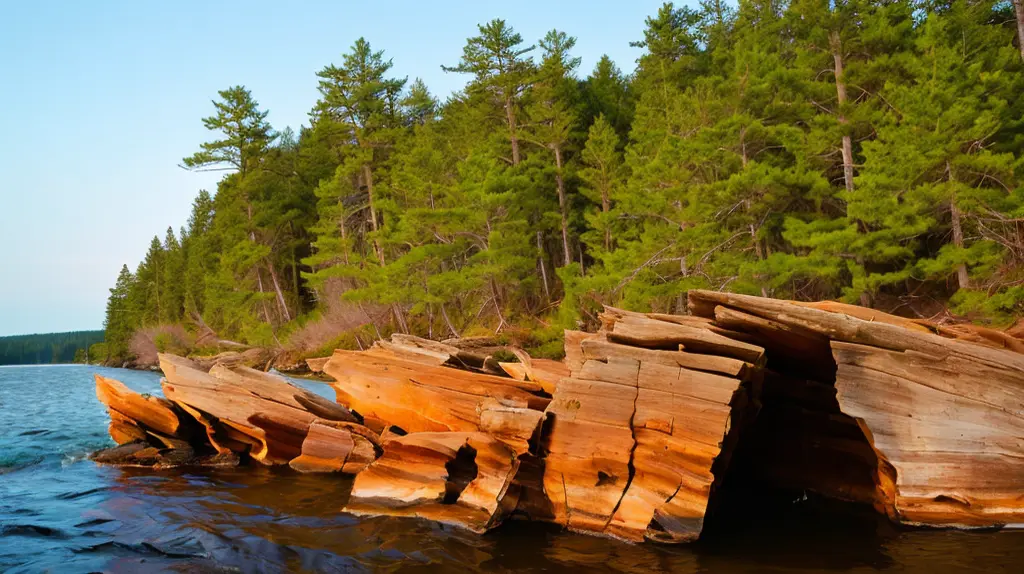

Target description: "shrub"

left=129, top=324, right=194, bottom=366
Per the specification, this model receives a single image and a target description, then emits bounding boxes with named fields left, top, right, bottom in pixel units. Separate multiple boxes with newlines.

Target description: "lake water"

left=1, top=365, right=1021, bottom=572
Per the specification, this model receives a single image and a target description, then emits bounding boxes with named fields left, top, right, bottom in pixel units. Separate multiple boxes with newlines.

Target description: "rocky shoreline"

left=90, top=290, right=1024, bottom=542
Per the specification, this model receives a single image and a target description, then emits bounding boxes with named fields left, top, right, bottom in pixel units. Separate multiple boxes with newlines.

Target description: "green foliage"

left=105, top=1, right=1024, bottom=354
left=88, top=342, right=109, bottom=364
left=182, top=86, right=276, bottom=175
left=0, top=331, right=105, bottom=366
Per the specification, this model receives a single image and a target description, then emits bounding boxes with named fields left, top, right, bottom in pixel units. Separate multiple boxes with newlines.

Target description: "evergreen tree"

left=526, top=29, right=583, bottom=268
left=183, top=86, right=286, bottom=338
left=103, top=265, right=136, bottom=362
left=104, top=2, right=1024, bottom=354
left=443, top=19, right=536, bottom=165
left=182, top=189, right=215, bottom=316
left=160, top=227, right=185, bottom=322
left=580, top=55, right=633, bottom=140
left=312, top=38, right=407, bottom=269
left=182, top=86, right=275, bottom=176
left=578, top=115, right=624, bottom=256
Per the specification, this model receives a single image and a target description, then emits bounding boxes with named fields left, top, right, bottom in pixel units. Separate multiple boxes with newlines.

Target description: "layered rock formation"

left=93, top=296, right=1024, bottom=541
left=93, top=355, right=378, bottom=473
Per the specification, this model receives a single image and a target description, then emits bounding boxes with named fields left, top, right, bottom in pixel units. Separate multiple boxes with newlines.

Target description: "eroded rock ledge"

left=91, top=291, right=1024, bottom=541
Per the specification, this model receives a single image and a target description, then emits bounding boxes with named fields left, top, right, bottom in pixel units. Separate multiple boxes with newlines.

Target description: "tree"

left=1013, top=0, right=1024, bottom=62
left=578, top=115, right=624, bottom=255
left=183, top=86, right=289, bottom=331
left=402, top=78, right=438, bottom=126
left=443, top=19, right=536, bottom=165
left=160, top=227, right=185, bottom=323
left=135, top=236, right=165, bottom=324
left=182, top=86, right=275, bottom=177
left=526, top=29, right=582, bottom=267
left=308, top=38, right=409, bottom=331
left=182, top=189, right=215, bottom=316
left=580, top=55, right=633, bottom=140
left=313, top=38, right=407, bottom=267
left=108, top=2, right=1024, bottom=353
left=103, top=264, right=136, bottom=362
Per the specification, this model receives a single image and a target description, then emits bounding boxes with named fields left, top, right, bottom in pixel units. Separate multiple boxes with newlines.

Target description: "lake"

left=1, top=365, right=1021, bottom=572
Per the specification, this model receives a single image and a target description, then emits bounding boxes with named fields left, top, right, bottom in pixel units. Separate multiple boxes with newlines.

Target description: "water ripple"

left=2, top=365, right=1023, bottom=572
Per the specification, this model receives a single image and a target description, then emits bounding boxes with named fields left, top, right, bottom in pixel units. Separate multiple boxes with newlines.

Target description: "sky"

left=0, top=0, right=668, bottom=337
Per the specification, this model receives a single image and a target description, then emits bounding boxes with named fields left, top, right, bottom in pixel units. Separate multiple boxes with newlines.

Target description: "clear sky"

left=0, top=0, right=667, bottom=336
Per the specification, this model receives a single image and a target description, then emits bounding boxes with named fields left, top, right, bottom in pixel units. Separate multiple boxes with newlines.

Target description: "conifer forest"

left=102, top=1, right=1024, bottom=364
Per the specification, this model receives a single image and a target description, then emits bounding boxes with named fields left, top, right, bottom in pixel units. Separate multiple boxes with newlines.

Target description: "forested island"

left=100, top=1, right=1024, bottom=366
left=0, top=331, right=105, bottom=366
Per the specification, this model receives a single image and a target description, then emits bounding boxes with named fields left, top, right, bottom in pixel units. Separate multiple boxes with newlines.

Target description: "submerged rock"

left=90, top=441, right=240, bottom=469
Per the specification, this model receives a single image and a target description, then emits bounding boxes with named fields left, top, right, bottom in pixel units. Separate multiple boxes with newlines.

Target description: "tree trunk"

left=948, top=161, right=969, bottom=289
left=740, top=127, right=748, bottom=168
left=489, top=278, right=506, bottom=332
left=537, top=231, right=551, bottom=300
left=392, top=304, right=409, bottom=334
left=830, top=31, right=855, bottom=194
left=441, top=303, right=459, bottom=338
left=255, top=269, right=271, bottom=324
left=505, top=96, right=521, bottom=165
left=291, top=245, right=301, bottom=313
left=750, top=216, right=768, bottom=298
left=750, top=223, right=764, bottom=261
left=246, top=199, right=271, bottom=323
left=601, top=184, right=611, bottom=252
left=832, top=30, right=869, bottom=307
left=950, top=202, right=969, bottom=289
left=363, top=163, right=386, bottom=266
left=267, top=259, right=292, bottom=322
left=554, top=146, right=572, bottom=266
left=1013, top=0, right=1024, bottom=63
left=339, top=203, right=351, bottom=266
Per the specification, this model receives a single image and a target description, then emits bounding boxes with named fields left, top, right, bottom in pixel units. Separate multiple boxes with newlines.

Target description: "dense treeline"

left=0, top=331, right=105, bottom=365
left=103, top=0, right=1024, bottom=363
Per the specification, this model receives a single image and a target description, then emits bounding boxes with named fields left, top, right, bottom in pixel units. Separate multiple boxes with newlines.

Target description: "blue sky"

left=0, top=0, right=667, bottom=336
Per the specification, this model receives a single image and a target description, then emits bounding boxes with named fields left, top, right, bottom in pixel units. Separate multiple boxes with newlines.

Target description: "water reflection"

left=85, top=464, right=1024, bottom=573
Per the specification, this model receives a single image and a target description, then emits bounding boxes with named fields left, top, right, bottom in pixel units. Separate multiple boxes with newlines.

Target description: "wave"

left=73, top=539, right=209, bottom=560
left=55, top=487, right=109, bottom=501
left=0, top=453, right=43, bottom=475
left=0, top=524, right=70, bottom=539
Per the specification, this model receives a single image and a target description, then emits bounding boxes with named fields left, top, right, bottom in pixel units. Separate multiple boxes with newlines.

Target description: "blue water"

left=1, top=365, right=1022, bottom=573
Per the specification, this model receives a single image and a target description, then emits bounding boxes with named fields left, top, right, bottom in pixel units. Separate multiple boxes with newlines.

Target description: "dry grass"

left=129, top=324, right=194, bottom=367
left=288, top=279, right=387, bottom=354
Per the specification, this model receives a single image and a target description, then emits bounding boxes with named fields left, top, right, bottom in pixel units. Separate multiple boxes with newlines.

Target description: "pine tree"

left=526, top=29, right=582, bottom=268
left=133, top=236, right=165, bottom=325
left=160, top=227, right=185, bottom=323
left=312, top=38, right=407, bottom=268
left=580, top=55, right=633, bottom=140
left=104, top=2, right=1024, bottom=350
left=183, top=86, right=285, bottom=336
left=865, top=1, right=1023, bottom=310
left=402, top=78, right=438, bottom=126
left=578, top=115, right=624, bottom=256
left=103, top=265, right=136, bottom=362
left=443, top=19, right=536, bottom=166
left=182, top=86, right=275, bottom=176
left=602, top=2, right=712, bottom=312
left=306, top=38, right=410, bottom=331
left=182, top=189, right=215, bottom=316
